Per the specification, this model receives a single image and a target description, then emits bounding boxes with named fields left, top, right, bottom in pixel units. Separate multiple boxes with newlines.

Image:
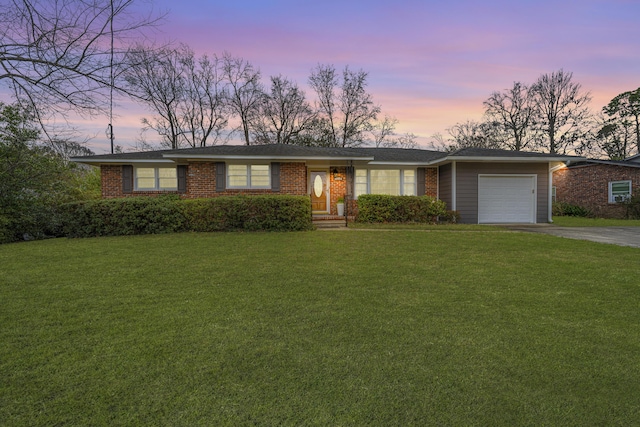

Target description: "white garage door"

left=478, top=175, right=536, bottom=223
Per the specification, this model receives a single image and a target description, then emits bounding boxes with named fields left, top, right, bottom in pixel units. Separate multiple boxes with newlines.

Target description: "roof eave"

left=431, top=155, right=584, bottom=164
left=367, top=161, right=441, bottom=166
left=162, top=154, right=375, bottom=161
left=70, top=158, right=175, bottom=166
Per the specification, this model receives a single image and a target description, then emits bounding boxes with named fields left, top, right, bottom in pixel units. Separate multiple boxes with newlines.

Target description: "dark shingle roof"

left=165, top=144, right=368, bottom=158
left=448, top=147, right=577, bottom=159
left=567, top=159, right=640, bottom=169
left=73, top=144, right=449, bottom=163
left=71, top=144, right=578, bottom=165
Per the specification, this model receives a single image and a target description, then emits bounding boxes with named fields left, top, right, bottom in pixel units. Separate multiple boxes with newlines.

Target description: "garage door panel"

left=478, top=175, right=536, bottom=223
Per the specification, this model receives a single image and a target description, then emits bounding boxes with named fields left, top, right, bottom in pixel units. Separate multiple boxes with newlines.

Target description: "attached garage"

left=435, top=151, right=576, bottom=224
left=477, top=175, right=536, bottom=223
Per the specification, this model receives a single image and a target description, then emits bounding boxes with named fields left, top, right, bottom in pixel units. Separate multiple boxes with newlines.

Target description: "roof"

left=71, top=144, right=580, bottom=166
left=625, top=153, right=640, bottom=163
left=565, top=159, right=640, bottom=169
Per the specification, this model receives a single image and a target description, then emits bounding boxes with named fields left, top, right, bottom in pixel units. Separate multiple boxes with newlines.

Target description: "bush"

left=62, top=195, right=313, bottom=238
left=440, top=210, right=460, bottom=224
left=62, top=195, right=186, bottom=238
left=623, top=190, right=640, bottom=219
left=182, top=195, right=312, bottom=232
left=552, top=201, right=593, bottom=218
left=356, top=195, right=447, bottom=223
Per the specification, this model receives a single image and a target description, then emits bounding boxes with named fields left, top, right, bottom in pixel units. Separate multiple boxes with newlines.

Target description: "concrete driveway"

left=504, top=225, right=640, bottom=248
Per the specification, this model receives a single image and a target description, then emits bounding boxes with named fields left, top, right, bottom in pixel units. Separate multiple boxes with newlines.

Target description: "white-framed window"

left=609, top=180, right=632, bottom=203
left=354, top=169, right=416, bottom=198
left=135, top=167, right=177, bottom=190
left=552, top=186, right=557, bottom=202
left=227, top=164, right=270, bottom=189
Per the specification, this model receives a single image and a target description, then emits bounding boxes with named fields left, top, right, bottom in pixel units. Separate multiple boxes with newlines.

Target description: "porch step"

left=312, top=215, right=353, bottom=229
left=313, top=219, right=349, bottom=229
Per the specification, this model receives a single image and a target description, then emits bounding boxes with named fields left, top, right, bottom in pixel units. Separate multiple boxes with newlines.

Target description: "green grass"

left=552, top=216, right=640, bottom=227
left=348, top=222, right=499, bottom=231
left=1, top=231, right=640, bottom=425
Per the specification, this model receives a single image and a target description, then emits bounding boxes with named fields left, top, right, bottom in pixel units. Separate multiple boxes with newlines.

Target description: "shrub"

left=62, top=195, right=186, bottom=238
left=62, top=195, right=313, bottom=238
left=440, top=210, right=460, bottom=224
left=182, top=195, right=312, bottom=232
left=622, top=190, right=640, bottom=219
left=552, top=201, right=593, bottom=218
left=356, top=195, right=447, bottom=223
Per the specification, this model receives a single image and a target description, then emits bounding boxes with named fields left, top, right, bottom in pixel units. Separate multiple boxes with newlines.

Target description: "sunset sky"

left=78, top=0, right=640, bottom=153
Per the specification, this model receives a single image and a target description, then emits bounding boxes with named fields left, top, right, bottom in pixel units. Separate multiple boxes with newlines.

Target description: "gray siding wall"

left=456, top=162, right=549, bottom=224
left=438, top=163, right=452, bottom=209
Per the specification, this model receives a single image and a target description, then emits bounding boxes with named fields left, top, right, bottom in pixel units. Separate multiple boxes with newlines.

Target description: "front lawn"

left=1, top=231, right=639, bottom=425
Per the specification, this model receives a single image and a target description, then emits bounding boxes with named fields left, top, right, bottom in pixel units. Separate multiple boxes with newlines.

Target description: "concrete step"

left=313, top=219, right=349, bottom=229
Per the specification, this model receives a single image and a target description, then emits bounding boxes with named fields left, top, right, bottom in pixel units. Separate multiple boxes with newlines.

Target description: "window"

left=355, top=169, right=368, bottom=198
left=609, top=180, right=632, bottom=203
left=370, top=170, right=401, bottom=195
left=552, top=186, right=557, bottom=202
left=354, top=169, right=416, bottom=198
left=135, top=167, right=177, bottom=190
left=227, top=164, right=270, bottom=189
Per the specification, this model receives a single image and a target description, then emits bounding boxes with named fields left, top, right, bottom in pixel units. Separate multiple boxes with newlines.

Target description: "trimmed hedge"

left=181, top=195, right=313, bottom=232
left=62, top=195, right=312, bottom=238
left=356, top=194, right=447, bottom=223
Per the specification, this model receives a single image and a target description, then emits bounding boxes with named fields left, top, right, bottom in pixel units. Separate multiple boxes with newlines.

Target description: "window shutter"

left=215, top=162, right=226, bottom=191
left=417, top=167, right=426, bottom=196
left=177, top=165, right=187, bottom=193
left=271, top=162, right=280, bottom=192
left=345, top=166, right=354, bottom=197
left=122, top=165, right=133, bottom=193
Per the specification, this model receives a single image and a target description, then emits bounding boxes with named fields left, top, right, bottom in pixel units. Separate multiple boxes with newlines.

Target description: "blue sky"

left=79, top=0, right=640, bottom=152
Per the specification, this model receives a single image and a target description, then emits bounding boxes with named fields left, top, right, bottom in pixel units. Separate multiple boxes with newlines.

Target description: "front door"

left=311, top=171, right=328, bottom=212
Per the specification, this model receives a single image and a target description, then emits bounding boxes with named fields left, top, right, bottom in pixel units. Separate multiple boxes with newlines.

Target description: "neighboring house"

left=72, top=145, right=574, bottom=224
left=553, top=156, right=640, bottom=218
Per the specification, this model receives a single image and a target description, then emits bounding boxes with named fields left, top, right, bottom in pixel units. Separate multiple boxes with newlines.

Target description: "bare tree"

left=309, top=64, right=380, bottom=147
left=180, top=52, right=230, bottom=147
left=483, top=82, right=536, bottom=151
left=446, top=120, right=503, bottom=151
left=392, top=132, right=418, bottom=149
left=369, top=115, right=417, bottom=148
left=427, top=132, right=455, bottom=152
left=221, top=53, right=263, bottom=145
left=125, top=45, right=231, bottom=149
left=339, top=66, right=380, bottom=147
left=530, top=70, right=592, bottom=154
left=252, top=75, right=315, bottom=144
left=125, top=46, right=185, bottom=149
left=308, top=64, right=338, bottom=146
left=0, top=0, right=160, bottom=124
left=370, top=115, right=398, bottom=147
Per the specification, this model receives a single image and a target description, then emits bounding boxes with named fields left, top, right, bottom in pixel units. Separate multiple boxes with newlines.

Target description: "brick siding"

left=102, top=163, right=440, bottom=216
left=553, top=164, right=640, bottom=218
left=425, top=168, right=437, bottom=197
left=102, top=162, right=307, bottom=199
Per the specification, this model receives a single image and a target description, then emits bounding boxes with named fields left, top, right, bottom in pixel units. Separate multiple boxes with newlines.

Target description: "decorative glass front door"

left=310, top=171, right=328, bottom=212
